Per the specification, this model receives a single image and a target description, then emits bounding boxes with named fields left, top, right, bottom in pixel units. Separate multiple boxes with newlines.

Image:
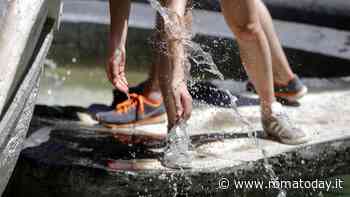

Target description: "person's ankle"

left=261, top=100, right=281, bottom=119
left=140, top=79, right=161, bottom=100
left=145, top=91, right=162, bottom=102
left=144, top=79, right=160, bottom=91
left=274, top=74, right=295, bottom=86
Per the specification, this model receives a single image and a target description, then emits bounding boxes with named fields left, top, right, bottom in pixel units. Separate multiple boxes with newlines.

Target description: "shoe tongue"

left=271, top=102, right=296, bottom=129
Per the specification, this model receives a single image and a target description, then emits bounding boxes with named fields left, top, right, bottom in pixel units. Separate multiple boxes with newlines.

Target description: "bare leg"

left=221, top=0, right=275, bottom=116
left=158, top=0, right=192, bottom=129
left=144, top=1, right=192, bottom=100
left=257, top=0, right=294, bottom=84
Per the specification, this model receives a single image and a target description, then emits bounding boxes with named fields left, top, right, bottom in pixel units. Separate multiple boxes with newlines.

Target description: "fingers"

left=106, top=63, right=113, bottom=83
left=120, top=71, right=128, bottom=86
left=174, top=92, right=183, bottom=120
left=181, top=92, right=192, bottom=121
left=172, top=87, right=193, bottom=122
left=115, top=80, right=129, bottom=95
left=112, top=72, right=128, bottom=93
left=108, top=64, right=129, bottom=94
left=106, top=50, right=129, bottom=94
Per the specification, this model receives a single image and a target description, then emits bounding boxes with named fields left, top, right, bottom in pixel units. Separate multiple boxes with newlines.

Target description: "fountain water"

left=147, top=0, right=224, bottom=81
left=146, top=0, right=230, bottom=169
left=162, top=121, right=192, bottom=169
left=226, top=91, right=287, bottom=197
left=147, top=0, right=287, bottom=195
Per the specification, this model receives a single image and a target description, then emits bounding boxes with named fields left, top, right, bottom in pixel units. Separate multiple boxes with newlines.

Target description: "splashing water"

left=227, top=91, right=287, bottom=196
left=148, top=1, right=286, bottom=196
left=147, top=0, right=226, bottom=168
left=147, top=0, right=224, bottom=81
left=185, top=41, right=225, bottom=80
left=147, top=0, right=234, bottom=166
left=163, top=121, right=192, bottom=169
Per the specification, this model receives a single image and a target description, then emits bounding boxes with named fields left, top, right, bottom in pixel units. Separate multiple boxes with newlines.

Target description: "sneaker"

left=111, top=81, right=147, bottom=107
left=262, top=102, right=309, bottom=145
left=113, top=80, right=235, bottom=108
left=96, top=93, right=166, bottom=128
left=87, top=82, right=148, bottom=117
left=189, top=81, right=234, bottom=107
left=247, top=75, right=308, bottom=103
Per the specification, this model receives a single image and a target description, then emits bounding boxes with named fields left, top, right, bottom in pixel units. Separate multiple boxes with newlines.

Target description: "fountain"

left=3, top=1, right=350, bottom=197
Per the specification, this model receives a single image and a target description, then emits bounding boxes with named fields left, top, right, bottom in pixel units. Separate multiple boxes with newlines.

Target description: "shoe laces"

left=116, top=93, right=145, bottom=113
left=272, top=103, right=297, bottom=130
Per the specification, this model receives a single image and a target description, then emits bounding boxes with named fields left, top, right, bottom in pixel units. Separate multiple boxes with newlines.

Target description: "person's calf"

left=235, top=21, right=264, bottom=42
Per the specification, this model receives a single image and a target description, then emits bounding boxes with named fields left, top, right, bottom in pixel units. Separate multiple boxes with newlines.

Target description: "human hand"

left=170, top=79, right=193, bottom=124
left=106, top=48, right=128, bottom=94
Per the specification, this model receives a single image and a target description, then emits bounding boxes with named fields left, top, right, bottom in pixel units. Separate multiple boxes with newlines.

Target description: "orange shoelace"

left=116, top=93, right=163, bottom=114
left=116, top=93, right=145, bottom=113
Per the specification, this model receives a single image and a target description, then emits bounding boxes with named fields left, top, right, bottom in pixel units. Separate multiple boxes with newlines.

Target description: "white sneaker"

left=262, top=102, right=309, bottom=145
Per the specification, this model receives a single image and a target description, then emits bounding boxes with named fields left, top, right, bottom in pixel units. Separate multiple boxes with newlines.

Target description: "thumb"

left=174, top=92, right=183, bottom=119
left=181, top=93, right=192, bottom=121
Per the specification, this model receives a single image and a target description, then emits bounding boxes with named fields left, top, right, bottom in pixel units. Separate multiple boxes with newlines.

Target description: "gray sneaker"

left=247, top=75, right=308, bottom=106
left=262, top=102, right=309, bottom=145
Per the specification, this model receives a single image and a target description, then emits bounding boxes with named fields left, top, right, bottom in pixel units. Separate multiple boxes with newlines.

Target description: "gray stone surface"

left=0, top=20, right=55, bottom=197
left=0, top=0, right=47, bottom=116
left=0, top=0, right=50, bottom=195
left=4, top=80, right=350, bottom=196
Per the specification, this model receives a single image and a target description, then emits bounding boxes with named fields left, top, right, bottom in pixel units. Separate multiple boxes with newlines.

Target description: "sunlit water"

left=147, top=0, right=224, bottom=81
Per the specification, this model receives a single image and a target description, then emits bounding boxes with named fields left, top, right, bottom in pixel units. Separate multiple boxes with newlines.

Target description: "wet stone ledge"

left=3, top=105, right=350, bottom=197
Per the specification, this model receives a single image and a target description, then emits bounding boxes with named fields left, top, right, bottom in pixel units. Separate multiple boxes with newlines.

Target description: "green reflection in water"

left=39, top=59, right=149, bottom=106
